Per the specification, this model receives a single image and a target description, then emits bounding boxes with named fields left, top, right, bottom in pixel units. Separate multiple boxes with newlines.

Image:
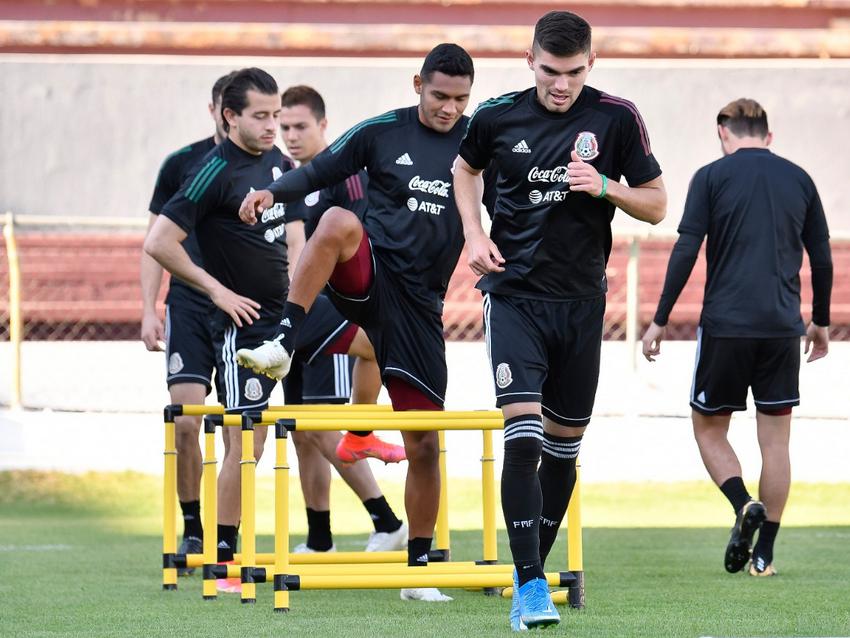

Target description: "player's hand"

left=641, top=321, right=666, bottom=362
left=141, top=312, right=165, bottom=351
left=804, top=321, right=829, bottom=362
left=465, top=232, right=505, bottom=276
left=239, top=189, right=274, bottom=225
left=568, top=150, right=605, bottom=197
left=210, top=284, right=261, bottom=328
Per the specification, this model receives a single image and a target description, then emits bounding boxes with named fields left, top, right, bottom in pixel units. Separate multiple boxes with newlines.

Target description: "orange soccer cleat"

left=336, top=432, right=407, bottom=465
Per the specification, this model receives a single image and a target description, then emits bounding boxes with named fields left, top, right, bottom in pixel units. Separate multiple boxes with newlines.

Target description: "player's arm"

left=285, top=220, right=306, bottom=280
left=802, top=185, right=833, bottom=362
left=454, top=156, right=504, bottom=275
left=568, top=150, right=666, bottom=225
left=140, top=212, right=166, bottom=351
left=144, top=215, right=260, bottom=327
left=642, top=170, right=709, bottom=361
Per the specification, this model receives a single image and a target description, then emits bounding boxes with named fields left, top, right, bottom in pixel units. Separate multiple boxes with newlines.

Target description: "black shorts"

left=164, top=304, right=222, bottom=401
left=209, top=310, right=280, bottom=413
left=483, top=293, right=605, bottom=426
left=690, top=328, right=800, bottom=415
left=326, top=245, right=447, bottom=407
left=295, top=293, right=351, bottom=359
left=283, top=353, right=354, bottom=405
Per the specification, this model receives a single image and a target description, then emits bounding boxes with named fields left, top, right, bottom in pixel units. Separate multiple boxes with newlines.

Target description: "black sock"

left=277, top=301, right=306, bottom=354
left=502, top=414, right=546, bottom=586
left=719, top=476, right=752, bottom=514
left=180, top=500, right=203, bottom=541
left=216, top=524, right=238, bottom=562
left=349, top=431, right=371, bottom=437
left=753, top=520, right=780, bottom=565
left=305, top=508, right=333, bottom=551
left=538, top=432, right=582, bottom=567
left=363, top=496, right=403, bottom=534
left=408, top=537, right=432, bottom=566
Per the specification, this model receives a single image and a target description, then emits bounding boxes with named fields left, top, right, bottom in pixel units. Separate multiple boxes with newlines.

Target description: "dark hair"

left=420, top=43, right=475, bottom=83
left=220, top=67, right=279, bottom=132
left=716, top=98, right=769, bottom=138
left=533, top=11, right=592, bottom=57
left=281, top=85, right=326, bottom=121
left=211, top=70, right=238, bottom=105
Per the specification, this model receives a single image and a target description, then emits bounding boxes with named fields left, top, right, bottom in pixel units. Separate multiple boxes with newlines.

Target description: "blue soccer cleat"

left=509, top=569, right=527, bottom=632
left=518, top=577, right=560, bottom=629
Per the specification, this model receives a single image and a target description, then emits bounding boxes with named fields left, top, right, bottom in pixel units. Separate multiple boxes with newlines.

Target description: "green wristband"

left=593, top=174, right=608, bottom=199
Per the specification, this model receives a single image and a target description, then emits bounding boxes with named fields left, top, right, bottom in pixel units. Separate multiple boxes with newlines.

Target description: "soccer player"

left=140, top=70, right=235, bottom=573
left=641, top=98, right=832, bottom=578
left=454, top=11, right=666, bottom=630
left=279, top=84, right=407, bottom=554
left=236, top=44, right=476, bottom=602
left=143, top=67, right=303, bottom=593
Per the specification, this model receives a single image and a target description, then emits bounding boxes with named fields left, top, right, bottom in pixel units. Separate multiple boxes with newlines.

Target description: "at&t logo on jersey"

left=527, top=166, right=570, bottom=184
left=406, top=197, right=444, bottom=216
left=528, top=189, right=569, bottom=204
left=574, top=131, right=599, bottom=160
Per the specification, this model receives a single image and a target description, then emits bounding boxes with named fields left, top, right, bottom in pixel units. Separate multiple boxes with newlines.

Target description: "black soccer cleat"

left=724, top=500, right=766, bottom=573
left=178, top=536, right=203, bottom=577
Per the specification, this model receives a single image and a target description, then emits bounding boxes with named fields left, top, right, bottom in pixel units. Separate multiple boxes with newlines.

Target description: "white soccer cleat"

left=400, top=587, right=453, bottom=602
left=293, top=543, right=336, bottom=554
left=365, top=523, right=408, bottom=552
left=236, top=339, right=292, bottom=380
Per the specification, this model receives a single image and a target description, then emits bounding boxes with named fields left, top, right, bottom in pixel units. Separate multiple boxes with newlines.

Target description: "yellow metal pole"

left=224, top=562, right=514, bottom=577
left=223, top=417, right=505, bottom=431
left=3, top=212, right=22, bottom=409
left=276, top=571, right=568, bottom=590
left=162, top=408, right=178, bottom=590
left=435, top=430, right=450, bottom=559
left=273, top=421, right=291, bottom=612
left=240, top=418, right=257, bottom=604
left=228, top=550, right=408, bottom=566
left=481, top=429, right=498, bottom=563
left=566, top=461, right=585, bottom=609
left=202, top=416, right=219, bottom=600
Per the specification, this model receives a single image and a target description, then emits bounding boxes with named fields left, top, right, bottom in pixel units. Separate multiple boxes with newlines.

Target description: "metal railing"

left=2, top=212, right=847, bottom=410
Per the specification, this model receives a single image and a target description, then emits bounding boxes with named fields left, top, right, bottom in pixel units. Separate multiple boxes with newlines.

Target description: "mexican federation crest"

left=574, top=131, right=599, bottom=161
left=168, top=352, right=184, bottom=375
left=495, top=362, right=513, bottom=389
left=244, top=377, right=263, bottom=401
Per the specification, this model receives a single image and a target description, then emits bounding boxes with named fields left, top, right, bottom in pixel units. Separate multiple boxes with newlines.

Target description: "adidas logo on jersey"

left=395, top=153, right=413, bottom=166
left=512, top=140, right=531, bottom=153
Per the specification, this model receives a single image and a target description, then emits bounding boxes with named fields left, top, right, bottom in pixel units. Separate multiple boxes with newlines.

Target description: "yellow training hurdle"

left=161, top=404, right=585, bottom=612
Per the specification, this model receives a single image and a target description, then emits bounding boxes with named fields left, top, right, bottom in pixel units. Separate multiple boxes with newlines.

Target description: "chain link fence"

left=1, top=214, right=848, bottom=410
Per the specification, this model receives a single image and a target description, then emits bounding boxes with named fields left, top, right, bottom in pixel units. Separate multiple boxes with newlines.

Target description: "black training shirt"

left=161, top=138, right=295, bottom=315
left=286, top=170, right=369, bottom=240
left=653, top=148, right=832, bottom=337
left=460, top=86, right=662, bottom=301
left=149, top=136, right=216, bottom=312
left=268, top=106, right=467, bottom=306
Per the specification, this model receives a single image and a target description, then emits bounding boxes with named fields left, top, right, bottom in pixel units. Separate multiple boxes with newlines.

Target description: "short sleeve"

left=616, top=102, right=662, bottom=186
left=160, top=155, right=228, bottom=235
left=458, top=104, right=496, bottom=171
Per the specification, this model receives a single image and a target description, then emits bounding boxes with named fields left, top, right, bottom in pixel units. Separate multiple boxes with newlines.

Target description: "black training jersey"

left=286, top=171, right=369, bottom=240
left=664, top=148, right=830, bottom=338
left=160, top=138, right=295, bottom=315
left=270, top=106, right=467, bottom=304
left=460, top=86, right=662, bottom=301
left=149, top=136, right=216, bottom=312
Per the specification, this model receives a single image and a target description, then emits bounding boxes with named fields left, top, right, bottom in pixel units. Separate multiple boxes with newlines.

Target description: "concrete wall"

left=1, top=54, right=849, bottom=231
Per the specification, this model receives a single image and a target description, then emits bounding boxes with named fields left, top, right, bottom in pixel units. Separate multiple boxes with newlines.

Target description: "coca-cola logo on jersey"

left=527, top=166, right=570, bottom=184
left=408, top=176, right=450, bottom=198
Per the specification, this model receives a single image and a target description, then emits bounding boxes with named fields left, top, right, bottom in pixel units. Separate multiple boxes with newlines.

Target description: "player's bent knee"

left=315, top=206, right=362, bottom=243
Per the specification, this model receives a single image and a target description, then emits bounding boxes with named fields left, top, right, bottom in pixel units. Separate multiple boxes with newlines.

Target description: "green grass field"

left=2, top=471, right=849, bottom=637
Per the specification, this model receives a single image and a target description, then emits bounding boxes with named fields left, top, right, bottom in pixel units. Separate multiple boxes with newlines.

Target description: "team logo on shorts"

left=168, top=352, right=184, bottom=375
left=573, top=131, right=599, bottom=161
left=244, top=377, right=263, bottom=402
left=495, top=362, right=513, bottom=389
left=304, top=191, right=320, bottom=207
